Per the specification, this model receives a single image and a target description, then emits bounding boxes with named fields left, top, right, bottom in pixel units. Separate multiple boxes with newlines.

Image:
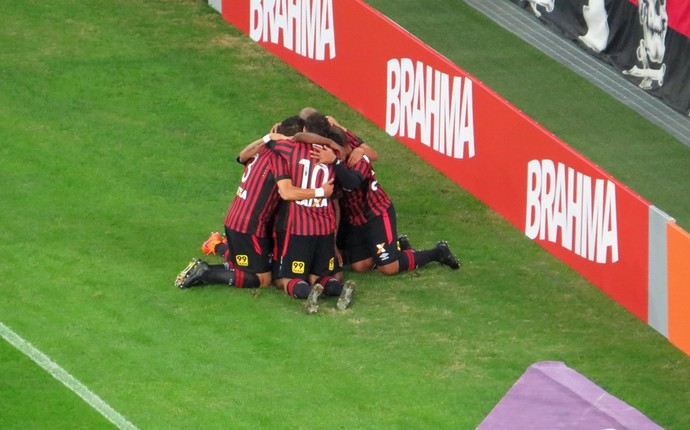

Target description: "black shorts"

left=346, top=205, right=399, bottom=267
left=224, top=228, right=273, bottom=274
left=278, top=234, right=336, bottom=280
left=336, top=218, right=350, bottom=251
left=272, top=229, right=286, bottom=281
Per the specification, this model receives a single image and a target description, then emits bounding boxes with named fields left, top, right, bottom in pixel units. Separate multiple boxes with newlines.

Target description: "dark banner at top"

left=511, top=0, right=690, bottom=116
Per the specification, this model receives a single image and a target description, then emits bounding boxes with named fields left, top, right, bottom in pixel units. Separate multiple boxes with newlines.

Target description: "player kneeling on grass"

left=174, top=118, right=335, bottom=294
left=303, top=128, right=461, bottom=275
left=266, top=115, right=355, bottom=314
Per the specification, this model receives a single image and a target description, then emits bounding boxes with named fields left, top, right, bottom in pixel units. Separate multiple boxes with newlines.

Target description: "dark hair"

left=304, top=113, right=330, bottom=137
left=328, top=126, right=346, bottom=147
left=277, top=115, right=305, bottom=137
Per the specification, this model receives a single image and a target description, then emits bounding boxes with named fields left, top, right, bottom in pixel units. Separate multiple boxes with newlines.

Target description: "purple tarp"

left=477, top=361, right=664, bottom=430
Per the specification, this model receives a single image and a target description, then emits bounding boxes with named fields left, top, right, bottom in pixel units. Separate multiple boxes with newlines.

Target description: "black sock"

left=233, top=270, right=260, bottom=288
left=201, top=268, right=235, bottom=285
left=410, top=249, right=438, bottom=268
left=318, top=276, right=343, bottom=296
left=214, top=243, right=229, bottom=257
left=397, top=250, right=413, bottom=271
left=287, top=279, right=311, bottom=299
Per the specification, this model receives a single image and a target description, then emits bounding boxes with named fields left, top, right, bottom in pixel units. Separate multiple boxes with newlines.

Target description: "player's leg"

left=199, top=262, right=235, bottom=285
left=364, top=208, right=402, bottom=275
left=174, top=259, right=244, bottom=288
left=311, top=234, right=343, bottom=297
left=377, top=205, right=461, bottom=273
left=336, top=218, right=351, bottom=266
left=278, top=234, right=316, bottom=299
left=344, top=224, right=376, bottom=272
left=174, top=261, right=241, bottom=288
left=224, top=230, right=275, bottom=288
left=390, top=242, right=461, bottom=271
left=311, top=234, right=355, bottom=310
left=188, top=230, right=269, bottom=289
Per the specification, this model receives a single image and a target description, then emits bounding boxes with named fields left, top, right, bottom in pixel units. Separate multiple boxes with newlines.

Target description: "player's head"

left=277, top=115, right=305, bottom=137
left=328, top=125, right=350, bottom=157
left=299, top=106, right=319, bottom=120
left=328, top=125, right=346, bottom=146
left=304, top=112, right=330, bottom=137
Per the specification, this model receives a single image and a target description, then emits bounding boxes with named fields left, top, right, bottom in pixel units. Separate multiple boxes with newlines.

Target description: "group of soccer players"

left=174, top=108, right=460, bottom=314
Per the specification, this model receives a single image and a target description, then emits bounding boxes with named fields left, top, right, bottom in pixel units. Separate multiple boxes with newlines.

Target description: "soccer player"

left=267, top=116, right=354, bottom=313
left=174, top=117, right=333, bottom=291
left=297, top=110, right=381, bottom=274
left=309, top=128, right=461, bottom=275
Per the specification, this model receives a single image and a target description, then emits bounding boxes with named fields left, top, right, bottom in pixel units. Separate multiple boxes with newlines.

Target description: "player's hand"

left=325, top=115, right=343, bottom=130
left=310, top=145, right=337, bottom=164
left=270, top=122, right=281, bottom=133
left=321, top=178, right=335, bottom=197
left=347, top=147, right=365, bottom=167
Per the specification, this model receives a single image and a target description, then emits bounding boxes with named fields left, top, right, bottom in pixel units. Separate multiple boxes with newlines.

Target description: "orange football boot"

left=201, top=232, right=223, bottom=255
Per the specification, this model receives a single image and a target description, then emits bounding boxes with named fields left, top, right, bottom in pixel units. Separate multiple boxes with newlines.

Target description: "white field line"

left=0, top=321, right=139, bottom=430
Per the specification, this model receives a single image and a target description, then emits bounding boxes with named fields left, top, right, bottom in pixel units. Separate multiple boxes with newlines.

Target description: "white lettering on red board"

left=386, top=58, right=475, bottom=159
left=249, top=0, right=336, bottom=60
left=525, top=159, right=619, bottom=264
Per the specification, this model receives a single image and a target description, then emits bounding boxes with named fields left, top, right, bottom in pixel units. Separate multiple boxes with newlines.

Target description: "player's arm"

left=292, top=132, right=345, bottom=160
left=310, top=145, right=364, bottom=189
left=334, top=159, right=365, bottom=190
left=237, top=137, right=265, bottom=164
left=324, top=115, right=378, bottom=165
left=348, top=143, right=378, bottom=167
left=275, top=178, right=334, bottom=201
left=239, top=133, right=288, bottom=163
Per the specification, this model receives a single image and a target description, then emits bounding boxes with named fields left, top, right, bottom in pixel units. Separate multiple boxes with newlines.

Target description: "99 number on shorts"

left=291, top=261, right=305, bottom=274
left=235, top=255, right=249, bottom=267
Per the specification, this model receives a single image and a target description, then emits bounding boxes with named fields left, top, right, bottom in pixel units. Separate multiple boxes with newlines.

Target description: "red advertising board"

left=220, top=0, right=651, bottom=321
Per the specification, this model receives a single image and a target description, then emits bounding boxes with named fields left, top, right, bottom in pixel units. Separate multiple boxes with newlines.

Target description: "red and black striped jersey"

left=269, top=139, right=336, bottom=236
left=345, top=130, right=363, bottom=150
left=224, top=146, right=287, bottom=237
left=339, top=156, right=392, bottom=227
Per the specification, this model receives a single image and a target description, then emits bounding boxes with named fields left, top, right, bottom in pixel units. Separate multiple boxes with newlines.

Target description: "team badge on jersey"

left=292, top=261, right=305, bottom=274
left=235, top=255, right=249, bottom=267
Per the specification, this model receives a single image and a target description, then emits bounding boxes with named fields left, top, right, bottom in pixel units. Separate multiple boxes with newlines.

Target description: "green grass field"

left=1, top=0, right=689, bottom=429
